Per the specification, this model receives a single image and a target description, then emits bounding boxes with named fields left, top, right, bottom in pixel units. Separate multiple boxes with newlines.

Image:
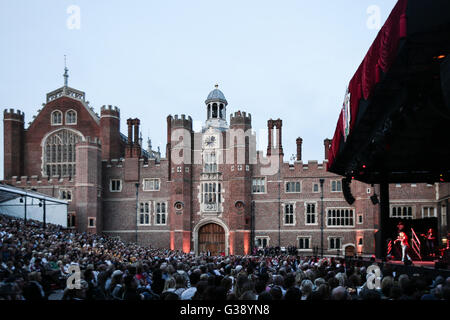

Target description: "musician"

left=421, top=228, right=436, bottom=257
left=394, top=231, right=412, bottom=263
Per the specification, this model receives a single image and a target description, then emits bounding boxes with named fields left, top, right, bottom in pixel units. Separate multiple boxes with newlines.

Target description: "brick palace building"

left=3, top=72, right=448, bottom=256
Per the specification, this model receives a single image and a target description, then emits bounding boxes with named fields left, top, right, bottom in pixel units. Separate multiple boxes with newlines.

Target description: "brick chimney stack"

left=296, top=137, right=303, bottom=161
left=275, top=119, right=283, bottom=156
left=267, top=119, right=273, bottom=156
left=324, top=138, right=332, bottom=160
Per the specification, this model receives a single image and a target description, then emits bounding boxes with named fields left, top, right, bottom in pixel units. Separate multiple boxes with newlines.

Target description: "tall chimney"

left=267, top=119, right=273, bottom=156
left=324, top=138, right=332, bottom=160
left=275, top=119, right=283, bottom=155
left=127, top=118, right=133, bottom=145
left=296, top=137, right=302, bottom=161
left=133, top=118, right=140, bottom=145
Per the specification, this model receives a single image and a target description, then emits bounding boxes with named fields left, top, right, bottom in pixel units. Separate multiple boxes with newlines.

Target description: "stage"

left=384, top=260, right=437, bottom=269
left=363, top=258, right=450, bottom=278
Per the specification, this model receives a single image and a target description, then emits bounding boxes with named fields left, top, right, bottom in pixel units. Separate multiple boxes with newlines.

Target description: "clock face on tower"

left=204, top=135, right=217, bottom=148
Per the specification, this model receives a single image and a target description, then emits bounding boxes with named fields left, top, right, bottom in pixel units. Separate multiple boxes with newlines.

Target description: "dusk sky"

left=0, top=0, right=398, bottom=179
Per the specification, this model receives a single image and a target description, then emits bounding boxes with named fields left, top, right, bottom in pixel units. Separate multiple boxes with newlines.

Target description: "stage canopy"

left=0, top=184, right=68, bottom=227
left=327, top=0, right=450, bottom=184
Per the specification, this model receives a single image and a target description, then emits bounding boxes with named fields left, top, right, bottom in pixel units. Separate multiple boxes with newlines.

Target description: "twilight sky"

left=0, top=0, right=398, bottom=179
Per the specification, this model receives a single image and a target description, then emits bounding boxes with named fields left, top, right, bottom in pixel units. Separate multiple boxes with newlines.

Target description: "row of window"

left=252, top=178, right=343, bottom=194
left=110, top=178, right=161, bottom=192
left=230, top=164, right=250, bottom=172
left=67, top=214, right=95, bottom=228
left=109, top=178, right=346, bottom=194
left=138, top=201, right=167, bottom=225
left=282, top=205, right=357, bottom=227
left=51, top=110, right=77, bottom=125
left=255, top=236, right=348, bottom=250
left=390, top=206, right=437, bottom=219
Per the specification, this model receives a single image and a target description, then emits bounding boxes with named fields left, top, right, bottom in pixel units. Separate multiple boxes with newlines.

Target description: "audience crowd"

left=1, top=214, right=449, bottom=301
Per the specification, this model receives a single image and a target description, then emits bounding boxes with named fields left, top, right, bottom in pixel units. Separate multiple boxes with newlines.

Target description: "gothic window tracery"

left=42, top=129, right=82, bottom=176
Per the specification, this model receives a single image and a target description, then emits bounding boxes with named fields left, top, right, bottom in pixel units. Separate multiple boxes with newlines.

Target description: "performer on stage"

left=421, top=228, right=436, bottom=258
left=394, top=231, right=412, bottom=263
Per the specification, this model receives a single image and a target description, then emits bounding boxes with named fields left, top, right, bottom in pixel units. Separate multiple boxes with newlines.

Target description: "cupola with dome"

left=204, top=84, right=228, bottom=131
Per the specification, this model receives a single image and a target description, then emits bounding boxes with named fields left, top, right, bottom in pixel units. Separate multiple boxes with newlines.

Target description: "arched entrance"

left=198, top=223, right=225, bottom=255
left=344, top=245, right=356, bottom=257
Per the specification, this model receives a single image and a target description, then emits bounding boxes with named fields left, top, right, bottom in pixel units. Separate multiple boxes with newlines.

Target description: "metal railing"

left=411, top=228, right=422, bottom=260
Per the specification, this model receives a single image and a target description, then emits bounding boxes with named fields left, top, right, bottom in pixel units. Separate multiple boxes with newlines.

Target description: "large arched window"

left=66, top=110, right=77, bottom=124
left=42, top=129, right=83, bottom=177
left=51, top=110, right=62, bottom=125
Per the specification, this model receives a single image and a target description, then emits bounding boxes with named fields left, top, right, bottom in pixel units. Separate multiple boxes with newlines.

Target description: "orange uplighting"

left=170, top=231, right=175, bottom=251
left=229, top=231, right=235, bottom=255
left=243, top=231, right=250, bottom=255
left=438, top=55, right=446, bottom=59
left=182, top=231, right=190, bottom=253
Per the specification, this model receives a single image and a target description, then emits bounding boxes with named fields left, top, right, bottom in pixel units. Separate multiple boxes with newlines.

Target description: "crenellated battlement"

left=254, top=151, right=330, bottom=176
left=3, top=108, right=25, bottom=121
left=10, top=175, right=76, bottom=186
left=101, top=105, right=120, bottom=116
left=170, top=114, right=193, bottom=130
left=230, top=110, right=252, bottom=127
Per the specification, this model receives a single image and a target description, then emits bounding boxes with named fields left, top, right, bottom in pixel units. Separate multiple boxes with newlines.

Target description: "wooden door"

left=345, top=245, right=356, bottom=257
left=198, top=223, right=225, bottom=255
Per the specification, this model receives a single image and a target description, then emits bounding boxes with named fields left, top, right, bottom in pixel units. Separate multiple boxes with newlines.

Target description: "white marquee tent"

left=0, top=184, right=68, bottom=227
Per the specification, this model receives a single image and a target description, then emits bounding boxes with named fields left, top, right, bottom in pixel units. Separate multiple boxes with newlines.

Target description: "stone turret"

left=3, top=109, right=25, bottom=179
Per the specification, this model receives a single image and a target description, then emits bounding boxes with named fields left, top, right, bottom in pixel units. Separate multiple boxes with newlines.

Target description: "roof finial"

left=63, top=55, right=69, bottom=87
left=215, top=83, right=219, bottom=89
left=147, top=137, right=152, bottom=151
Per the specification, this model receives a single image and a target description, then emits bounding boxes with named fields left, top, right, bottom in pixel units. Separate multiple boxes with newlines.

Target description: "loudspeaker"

left=342, top=177, right=355, bottom=205
left=370, top=194, right=379, bottom=205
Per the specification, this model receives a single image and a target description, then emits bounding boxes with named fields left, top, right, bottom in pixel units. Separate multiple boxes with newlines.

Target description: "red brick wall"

left=3, top=109, right=24, bottom=179
left=75, top=138, right=102, bottom=233
left=100, top=106, right=122, bottom=160
left=24, top=97, right=100, bottom=177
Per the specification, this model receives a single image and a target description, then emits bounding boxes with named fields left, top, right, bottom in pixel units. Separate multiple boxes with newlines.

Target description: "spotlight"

left=39, top=201, right=43, bottom=207
left=19, top=197, right=23, bottom=203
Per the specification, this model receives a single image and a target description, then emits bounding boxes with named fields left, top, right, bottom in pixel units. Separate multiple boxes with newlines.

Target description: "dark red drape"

left=328, top=0, right=408, bottom=170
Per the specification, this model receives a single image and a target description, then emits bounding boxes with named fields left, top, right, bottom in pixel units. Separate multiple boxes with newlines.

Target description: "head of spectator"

left=269, top=285, right=282, bottom=300
left=300, top=279, right=313, bottom=299
left=381, top=276, right=394, bottom=298
left=330, top=286, right=348, bottom=301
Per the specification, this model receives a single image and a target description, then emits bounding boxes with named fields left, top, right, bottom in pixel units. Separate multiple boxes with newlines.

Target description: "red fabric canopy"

left=328, top=0, right=408, bottom=170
